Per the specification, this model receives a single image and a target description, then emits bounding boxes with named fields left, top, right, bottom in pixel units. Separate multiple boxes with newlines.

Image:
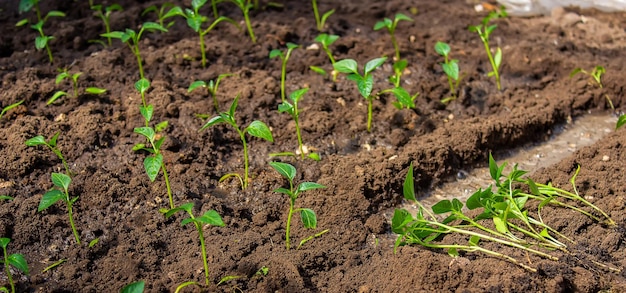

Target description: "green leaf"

left=120, top=281, right=145, bottom=293
left=0, top=238, right=8, bottom=249
left=391, top=208, right=413, bottom=233
left=135, top=78, right=150, bottom=94
left=494, top=47, right=502, bottom=69
left=432, top=200, right=452, bottom=214
left=488, top=153, right=499, bottom=181
left=492, top=216, right=508, bottom=234
left=85, top=87, right=107, bottom=94
left=269, top=49, right=283, bottom=59
left=364, top=57, right=387, bottom=75
left=403, top=163, right=416, bottom=201
left=47, top=91, right=67, bottom=105
left=186, top=13, right=203, bottom=32
left=38, top=190, right=64, bottom=211
left=51, top=173, right=71, bottom=190
left=164, top=203, right=194, bottom=218
left=141, top=22, right=167, bottom=33
left=155, top=121, right=168, bottom=133
left=89, top=238, right=99, bottom=248
left=308, top=153, right=321, bottom=161
left=273, top=187, right=292, bottom=196
left=321, top=9, right=335, bottom=26
left=47, top=11, right=66, bottom=18
left=188, top=80, right=207, bottom=92
left=25, top=135, right=47, bottom=146
left=289, top=88, right=309, bottom=103
left=139, top=105, right=153, bottom=122
left=442, top=62, right=459, bottom=81
left=101, top=31, right=126, bottom=39
left=197, top=210, right=225, bottom=226
left=451, top=198, right=463, bottom=212
left=286, top=42, right=299, bottom=50
left=16, top=18, right=29, bottom=26
left=356, top=74, right=374, bottom=98
left=35, top=36, right=51, bottom=50
left=333, top=59, right=358, bottom=74
left=134, top=127, right=155, bottom=141
left=49, top=132, right=59, bottom=147
left=0, top=195, right=14, bottom=201
left=200, top=115, right=226, bottom=130
left=373, top=20, right=387, bottom=31
left=55, top=72, right=69, bottom=84
left=447, top=247, right=459, bottom=257
left=297, top=182, right=326, bottom=192
left=300, top=208, right=317, bottom=229
left=246, top=120, right=274, bottom=142
left=616, top=114, right=626, bottom=130
left=269, top=162, right=296, bottom=181
left=277, top=101, right=294, bottom=114
left=387, top=87, right=415, bottom=109
left=434, top=41, right=450, bottom=56
left=395, top=13, right=413, bottom=22
left=143, top=154, right=163, bottom=182
left=0, top=100, right=24, bottom=119
left=7, top=254, right=29, bottom=275
left=19, top=0, right=35, bottom=14
left=180, top=217, right=196, bottom=226
left=153, top=137, right=166, bottom=151
left=468, top=235, right=480, bottom=246
left=466, top=189, right=485, bottom=210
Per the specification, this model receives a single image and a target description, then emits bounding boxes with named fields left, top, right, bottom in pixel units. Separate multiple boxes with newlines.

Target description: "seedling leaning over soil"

left=270, top=43, right=299, bottom=102
left=200, top=95, right=274, bottom=189
left=48, top=68, right=107, bottom=104
left=38, top=172, right=81, bottom=244
left=373, top=13, right=413, bottom=61
left=275, top=88, right=320, bottom=160
left=142, top=2, right=178, bottom=31
left=188, top=73, right=234, bottom=112
left=168, top=1, right=240, bottom=67
left=310, top=34, right=339, bottom=81
left=163, top=203, right=224, bottom=287
left=434, top=41, right=462, bottom=104
left=91, top=3, right=123, bottom=46
left=569, top=65, right=614, bottom=110
left=468, top=8, right=507, bottom=91
left=101, top=22, right=167, bottom=79
left=25, top=132, right=71, bottom=176
left=0, top=238, right=29, bottom=293
left=311, top=0, right=335, bottom=31
left=269, top=162, right=327, bottom=250
left=0, top=100, right=24, bottom=120
left=16, top=9, right=65, bottom=63
left=333, top=57, right=387, bottom=132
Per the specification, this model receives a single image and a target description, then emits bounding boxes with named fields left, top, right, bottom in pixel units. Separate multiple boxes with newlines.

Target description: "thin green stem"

left=391, top=34, right=400, bottom=61
left=243, top=10, right=256, bottom=43
left=131, top=45, right=145, bottom=80
left=161, top=164, right=174, bottom=209
left=66, top=196, right=80, bottom=244
left=285, top=199, right=294, bottom=250
left=419, top=242, right=537, bottom=272
left=237, top=129, right=249, bottom=189
left=196, top=222, right=210, bottom=286
left=280, top=57, right=288, bottom=102
left=50, top=147, right=71, bottom=177
left=3, top=245, right=14, bottom=293
left=294, top=118, right=304, bottom=160
left=312, top=0, right=321, bottom=31
left=212, top=0, right=218, bottom=18
left=366, top=98, right=373, bottom=132
left=104, top=20, right=112, bottom=46
left=479, top=34, right=501, bottom=90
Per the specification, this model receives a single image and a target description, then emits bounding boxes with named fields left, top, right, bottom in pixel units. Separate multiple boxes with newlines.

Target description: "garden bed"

left=1, top=0, right=626, bottom=292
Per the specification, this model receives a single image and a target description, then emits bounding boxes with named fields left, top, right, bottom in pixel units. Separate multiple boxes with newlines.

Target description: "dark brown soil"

left=1, top=0, right=626, bottom=292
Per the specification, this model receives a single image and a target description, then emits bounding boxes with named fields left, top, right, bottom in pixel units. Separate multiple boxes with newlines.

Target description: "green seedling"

left=468, top=8, right=507, bottom=91
left=228, top=0, right=256, bottom=43
left=48, top=68, right=107, bottom=104
left=142, top=2, right=177, bottom=31
left=38, top=172, right=81, bottom=244
left=311, top=34, right=339, bottom=81
left=188, top=73, right=234, bottom=112
left=388, top=59, right=407, bottom=88
left=102, top=22, right=167, bottom=79
left=276, top=88, right=320, bottom=160
left=269, top=162, right=325, bottom=250
left=373, top=13, right=413, bottom=61
left=200, top=96, right=274, bottom=189
left=91, top=3, right=123, bottom=46
left=135, top=78, right=151, bottom=112
left=569, top=66, right=614, bottom=110
left=270, top=43, right=299, bottom=102
left=0, top=238, right=29, bottom=293
left=164, top=203, right=224, bottom=287
left=25, top=132, right=71, bottom=176
left=167, top=1, right=239, bottom=67
left=133, top=120, right=174, bottom=209
left=380, top=86, right=418, bottom=110
left=434, top=41, right=462, bottom=104
left=333, top=57, right=387, bottom=132
left=0, top=100, right=24, bottom=120
left=16, top=9, right=66, bottom=63
left=311, top=0, right=335, bottom=31
left=120, top=280, right=145, bottom=293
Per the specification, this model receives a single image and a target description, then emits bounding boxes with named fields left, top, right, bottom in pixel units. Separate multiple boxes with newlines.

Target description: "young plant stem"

left=194, top=221, right=210, bottom=285
left=65, top=192, right=81, bottom=244
left=161, top=164, right=174, bottom=209
left=285, top=197, right=295, bottom=249
left=243, top=8, right=256, bottom=43
left=480, top=38, right=500, bottom=90
left=294, top=118, right=304, bottom=160
left=236, top=127, right=251, bottom=189
left=2, top=245, right=15, bottom=293
left=312, top=0, right=321, bottom=31
left=366, top=97, right=373, bottom=132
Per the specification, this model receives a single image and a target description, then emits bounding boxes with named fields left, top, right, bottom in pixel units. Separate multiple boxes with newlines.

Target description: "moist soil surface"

left=1, top=0, right=626, bottom=292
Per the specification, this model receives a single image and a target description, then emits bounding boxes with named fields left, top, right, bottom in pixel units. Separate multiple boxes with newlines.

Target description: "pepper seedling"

left=310, top=34, right=339, bottom=81
left=38, top=172, right=81, bottom=244
left=0, top=100, right=24, bottom=120
left=200, top=95, right=274, bottom=189
left=0, top=238, right=29, bottom=293
left=48, top=68, right=107, bottom=104
left=167, top=1, right=239, bottom=67
left=275, top=88, right=320, bottom=160
left=101, top=22, right=167, bottom=79
left=570, top=65, right=614, bottom=110
left=188, top=73, right=234, bottom=112
left=311, top=0, right=335, bottom=31
left=25, top=132, right=71, bottom=176
left=333, top=57, right=387, bottom=132
left=270, top=43, right=300, bottom=102
left=141, top=2, right=178, bottom=31
left=269, top=162, right=326, bottom=250
left=163, top=203, right=224, bottom=287
left=228, top=0, right=256, bottom=43
left=16, top=7, right=65, bottom=63
left=373, top=13, right=413, bottom=61
left=468, top=7, right=507, bottom=91
left=434, top=41, right=462, bottom=104
left=91, top=3, right=123, bottom=46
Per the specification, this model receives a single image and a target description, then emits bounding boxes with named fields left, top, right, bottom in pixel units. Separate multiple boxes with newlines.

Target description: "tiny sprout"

left=311, top=0, right=335, bottom=31
left=168, top=1, right=240, bottom=67
left=39, top=172, right=81, bottom=244
left=468, top=7, right=507, bottom=91
left=120, top=280, right=145, bottom=293
left=269, top=162, right=325, bottom=250
left=228, top=0, right=257, bottom=43
left=164, top=203, right=224, bottom=286
left=570, top=66, right=614, bottom=110
left=48, top=68, right=107, bottom=104
left=434, top=41, right=462, bottom=104
left=0, top=100, right=24, bottom=120
left=0, top=238, right=29, bottom=293
left=188, top=73, right=234, bottom=112
left=91, top=3, right=123, bottom=46
left=16, top=9, right=66, bottom=63
left=41, top=259, right=65, bottom=273
left=276, top=88, right=320, bottom=160
left=200, top=95, right=274, bottom=189
left=312, top=34, right=339, bottom=81
left=373, top=13, right=413, bottom=61
left=333, top=57, right=387, bottom=132
left=380, top=86, right=418, bottom=110
left=270, top=43, right=300, bottom=102
left=102, top=22, right=168, bottom=79
left=25, top=132, right=71, bottom=176
left=142, top=2, right=178, bottom=31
